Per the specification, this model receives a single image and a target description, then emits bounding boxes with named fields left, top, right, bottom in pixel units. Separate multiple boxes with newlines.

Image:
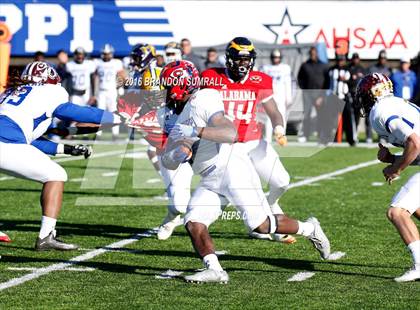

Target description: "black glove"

left=64, top=144, right=92, bottom=159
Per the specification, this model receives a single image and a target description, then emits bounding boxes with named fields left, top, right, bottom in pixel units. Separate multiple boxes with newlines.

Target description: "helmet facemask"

left=226, top=55, right=254, bottom=80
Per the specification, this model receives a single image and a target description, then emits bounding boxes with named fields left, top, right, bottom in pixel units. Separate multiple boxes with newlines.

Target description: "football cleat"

left=273, top=234, right=297, bottom=244
left=35, top=231, right=79, bottom=251
left=0, top=231, right=11, bottom=243
left=184, top=269, right=229, bottom=284
left=306, top=217, right=331, bottom=259
left=157, top=214, right=183, bottom=240
left=394, top=266, right=420, bottom=282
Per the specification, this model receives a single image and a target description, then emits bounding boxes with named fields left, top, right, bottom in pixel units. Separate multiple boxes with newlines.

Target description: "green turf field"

left=0, top=143, right=419, bottom=309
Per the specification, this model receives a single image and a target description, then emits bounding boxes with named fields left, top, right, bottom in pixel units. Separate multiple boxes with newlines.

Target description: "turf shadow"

left=0, top=220, right=151, bottom=239
left=0, top=187, right=162, bottom=198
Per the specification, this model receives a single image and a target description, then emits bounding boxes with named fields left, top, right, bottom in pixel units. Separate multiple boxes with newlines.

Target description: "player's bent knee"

left=254, top=215, right=277, bottom=234
left=270, top=172, right=290, bottom=189
left=387, top=207, right=410, bottom=221
left=44, top=166, right=68, bottom=183
left=185, top=221, right=207, bottom=234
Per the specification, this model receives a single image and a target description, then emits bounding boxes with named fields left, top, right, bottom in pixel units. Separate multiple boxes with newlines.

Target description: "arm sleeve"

left=31, top=137, right=58, bottom=156
left=53, top=102, right=115, bottom=124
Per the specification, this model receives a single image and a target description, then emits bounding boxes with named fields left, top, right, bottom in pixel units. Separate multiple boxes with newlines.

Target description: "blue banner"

left=0, top=0, right=174, bottom=57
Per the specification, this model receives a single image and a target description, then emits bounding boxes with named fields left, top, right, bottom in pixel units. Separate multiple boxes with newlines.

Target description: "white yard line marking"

left=69, top=178, right=88, bottom=183
left=54, top=148, right=143, bottom=163
left=287, top=272, right=316, bottom=282
left=288, top=159, right=380, bottom=189
left=146, top=178, right=162, bottom=184
left=155, top=270, right=184, bottom=280
left=120, top=152, right=147, bottom=159
left=8, top=267, right=95, bottom=272
left=326, top=251, right=346, bottom=261
left=0, top=148, right=144, bottom=182
left=102, top=171, right=119, bottom=177
left=0, top=176, right=15, bottom=181
left=0, top=231, right=153, bottom=292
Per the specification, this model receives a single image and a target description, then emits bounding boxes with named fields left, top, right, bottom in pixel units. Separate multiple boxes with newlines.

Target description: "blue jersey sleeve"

left=52, top=102, right=114, bottom=124
left=31, top=137, right=58, bottom=155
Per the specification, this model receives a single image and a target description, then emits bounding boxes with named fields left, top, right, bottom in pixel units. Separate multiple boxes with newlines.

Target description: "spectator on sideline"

left=34, top=51, right=45, bottom=62
left=319, top=54, right=354, bottom=146
left=260, top=49, right=293, bottom=143
left=368, top=49, right=392, bottom=76
left=204, top=47, right=224, bottom=69
left=156, top=54, right=165, bottom=67
left=180, top=38, right=203, bottom=72
left=347, top=53, right=372, bottom=143
left=410, top=51, right=420, bottom=105
left=391, top=57, right=418, bottom=101
left=297, top=47, right=329, bottom=142
left=55, top=50, right=71, bottom=92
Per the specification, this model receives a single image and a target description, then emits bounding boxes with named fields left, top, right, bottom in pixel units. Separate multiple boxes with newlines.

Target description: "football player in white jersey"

left=260, top=49, right=293, bottom=143
left=356, top=73, right=420, bottom=282
left=160, top=61, right=331, bottom=284
left=95, top=44, right=126, bottom=140
left=0, top=62, right=126, bottom=251
left=66, top=47, right=96, bottom=106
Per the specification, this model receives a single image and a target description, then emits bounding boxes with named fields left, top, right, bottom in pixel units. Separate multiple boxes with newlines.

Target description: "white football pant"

left=391, top=172, right=420, bottom=214
left=159, top=157, right=193, bottom=215
left=184, top=144, right=272, bottom=231
left=0, top=142, right=67, bottom=183
left=241, top=140, right=290, bottom=208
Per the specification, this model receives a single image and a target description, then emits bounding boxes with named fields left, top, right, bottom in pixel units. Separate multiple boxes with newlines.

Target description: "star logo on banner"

left=264, top=8, right=309, bottom=44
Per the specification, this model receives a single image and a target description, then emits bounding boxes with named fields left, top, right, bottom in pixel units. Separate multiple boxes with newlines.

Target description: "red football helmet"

left=20, top=61, right=61, bottom=85
left=160, top=60, right=200, bottom=101
left=355, top=73, right=393, bottom=116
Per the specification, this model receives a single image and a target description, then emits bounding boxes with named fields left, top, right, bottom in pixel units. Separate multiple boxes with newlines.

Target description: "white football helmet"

left=164, top=41, right=182, bottom=64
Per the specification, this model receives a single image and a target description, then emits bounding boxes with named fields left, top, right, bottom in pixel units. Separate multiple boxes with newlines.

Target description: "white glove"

left=169, top=124, right=198, bottom=141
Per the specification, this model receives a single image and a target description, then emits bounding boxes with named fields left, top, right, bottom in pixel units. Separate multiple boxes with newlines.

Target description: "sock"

left=296, top=221, right=315, bottom=237
left=407, top=240, right=420, bottom=268
left=39, top=216, right=57, bottom=239
left=203, top=253, right=223, bottom=272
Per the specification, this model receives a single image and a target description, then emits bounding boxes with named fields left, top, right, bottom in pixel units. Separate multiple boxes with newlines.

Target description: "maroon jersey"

left=201, top=68, right=274, bottom=142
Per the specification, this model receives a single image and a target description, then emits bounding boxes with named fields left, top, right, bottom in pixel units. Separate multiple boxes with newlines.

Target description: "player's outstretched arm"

left=52, top=102, right=126, bottom=125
